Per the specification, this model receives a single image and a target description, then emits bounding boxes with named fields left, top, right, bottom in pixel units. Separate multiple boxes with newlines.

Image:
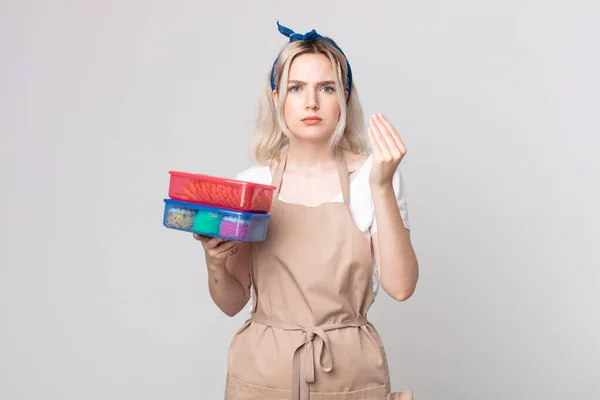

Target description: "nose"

left=305, top=87, right=319, bottom=110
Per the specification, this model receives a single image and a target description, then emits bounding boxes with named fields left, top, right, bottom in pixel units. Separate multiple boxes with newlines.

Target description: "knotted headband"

left=269, top=21, right=353, bottom=99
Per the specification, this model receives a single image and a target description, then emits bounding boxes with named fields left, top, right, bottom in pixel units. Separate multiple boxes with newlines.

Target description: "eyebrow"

left=288, top=80, right=336, bottom=86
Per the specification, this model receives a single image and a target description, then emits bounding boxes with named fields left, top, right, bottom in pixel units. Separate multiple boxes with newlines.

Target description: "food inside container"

left=168, top=171, right=276, bottom=213
left=162, top=199, right=271, bottom=242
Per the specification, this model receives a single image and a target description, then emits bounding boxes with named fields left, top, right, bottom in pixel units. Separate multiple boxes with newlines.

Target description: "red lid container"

left=168, top=171, right=276, bottom=213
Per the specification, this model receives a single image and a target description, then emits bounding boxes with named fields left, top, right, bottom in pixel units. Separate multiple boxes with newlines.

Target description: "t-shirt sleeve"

left=234, top=170, right=246, bottom=181
left=369, top=166, right=411, bottom=236
left=233, top=165, right=271, bottom=185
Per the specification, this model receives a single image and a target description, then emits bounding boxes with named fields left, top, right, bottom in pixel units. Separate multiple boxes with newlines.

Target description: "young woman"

left=195, top=22, right=419, bottom=400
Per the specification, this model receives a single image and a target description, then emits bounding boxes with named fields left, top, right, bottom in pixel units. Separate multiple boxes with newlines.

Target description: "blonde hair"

left=249, top=37, right=368, bottom=165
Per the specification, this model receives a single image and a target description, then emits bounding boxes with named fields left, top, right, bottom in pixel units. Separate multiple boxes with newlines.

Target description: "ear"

left=272, top=89, right=278, bottom=109
left=345, top=90, right=349, bottom=101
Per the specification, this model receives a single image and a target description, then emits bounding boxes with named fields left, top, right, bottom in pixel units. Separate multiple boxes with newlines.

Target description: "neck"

left=285, top=139, right=338, bottom=172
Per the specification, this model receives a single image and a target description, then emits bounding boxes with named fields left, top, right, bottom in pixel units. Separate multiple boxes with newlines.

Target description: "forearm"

left=206, top=258, right=249, bottom=317
left=372, top=183, right=419, bottom=300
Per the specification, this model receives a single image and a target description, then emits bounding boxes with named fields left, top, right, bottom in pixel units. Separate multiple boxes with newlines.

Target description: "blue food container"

left=162, top=199, right=271, bottom=242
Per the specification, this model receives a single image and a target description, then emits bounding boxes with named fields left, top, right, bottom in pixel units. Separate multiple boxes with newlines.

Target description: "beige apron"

left=224, top=147, right=413, bottom=400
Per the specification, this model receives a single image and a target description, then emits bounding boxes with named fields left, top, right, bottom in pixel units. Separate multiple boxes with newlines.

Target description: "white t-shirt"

left=235, top=154, right=411, bottom=308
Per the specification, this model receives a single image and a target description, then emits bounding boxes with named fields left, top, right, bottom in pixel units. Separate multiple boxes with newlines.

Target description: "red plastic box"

left=168, top=171, right=276, bottom=213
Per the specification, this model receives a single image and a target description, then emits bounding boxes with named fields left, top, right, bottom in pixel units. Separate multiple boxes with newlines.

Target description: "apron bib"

left=224, top=147, right=413, bottom=400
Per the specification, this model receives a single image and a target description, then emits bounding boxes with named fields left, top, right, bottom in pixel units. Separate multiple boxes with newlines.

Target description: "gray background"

left=1, top=1, right=599, bottom=399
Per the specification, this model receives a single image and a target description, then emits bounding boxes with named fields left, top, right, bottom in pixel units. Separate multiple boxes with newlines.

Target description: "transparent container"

left=162, top=199, right=271, bottom=242
left=168, top=171, right=276, bottom=212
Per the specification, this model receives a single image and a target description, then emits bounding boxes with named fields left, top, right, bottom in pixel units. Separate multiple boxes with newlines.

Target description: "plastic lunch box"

left=168, top=171, right=276, bottom=213
left=162, top=199, right=271, bottom=242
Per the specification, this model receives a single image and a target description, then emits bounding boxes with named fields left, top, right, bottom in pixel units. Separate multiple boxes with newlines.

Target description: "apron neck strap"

left=271, top=147, right=351, bottom=207
left=336, top=147, right=351, bottom=207
left=271, top=151, right=288, bottom=198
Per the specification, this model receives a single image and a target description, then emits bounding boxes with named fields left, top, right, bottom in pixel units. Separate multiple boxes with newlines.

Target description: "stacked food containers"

left=162, top=171, right=276, bottom=242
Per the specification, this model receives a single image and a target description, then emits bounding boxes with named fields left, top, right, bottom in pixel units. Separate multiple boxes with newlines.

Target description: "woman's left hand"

left=367, top=113, right=407, bottom=189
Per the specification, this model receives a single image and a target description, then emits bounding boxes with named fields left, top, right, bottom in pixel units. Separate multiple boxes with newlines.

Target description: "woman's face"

left=276, top=53, right=342, bottom=143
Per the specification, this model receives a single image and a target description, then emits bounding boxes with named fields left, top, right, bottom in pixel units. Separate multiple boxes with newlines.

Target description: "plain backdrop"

left=1, top=1, right=599, bottom=399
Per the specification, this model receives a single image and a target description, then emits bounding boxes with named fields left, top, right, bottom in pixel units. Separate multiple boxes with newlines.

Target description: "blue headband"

left=269, top=21, right=353, bottom=98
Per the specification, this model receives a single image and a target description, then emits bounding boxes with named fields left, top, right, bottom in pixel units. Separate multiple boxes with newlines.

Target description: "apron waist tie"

left=250, top=313, right=368, bottom=400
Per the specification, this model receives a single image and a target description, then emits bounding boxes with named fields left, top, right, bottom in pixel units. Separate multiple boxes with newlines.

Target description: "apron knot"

left=301, top=326, right=334, bottom=384
left=248, top=313, right=368, bottom=400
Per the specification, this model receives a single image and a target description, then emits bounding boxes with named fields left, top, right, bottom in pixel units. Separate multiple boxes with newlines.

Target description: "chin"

left=290, top=126, right=334, bottom=142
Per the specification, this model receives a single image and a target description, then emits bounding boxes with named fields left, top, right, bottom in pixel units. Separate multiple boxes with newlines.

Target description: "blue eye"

left=322, top=86, right=335, bottom=93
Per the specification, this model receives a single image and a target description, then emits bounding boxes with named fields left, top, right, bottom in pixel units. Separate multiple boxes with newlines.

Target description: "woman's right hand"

left=193, top=234, right=250, bottom=317
left=193, top=234, right=239, bottom=267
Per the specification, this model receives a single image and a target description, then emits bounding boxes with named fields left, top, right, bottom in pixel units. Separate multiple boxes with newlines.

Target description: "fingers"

left=376, top=113, right=407, bottom=154
left=368, top=127, right=384, bottom=158
left=193, top=234, right=239, bottom=257
left=193, top=234, right=225, bottom=248
left=218, top=241, right=239, bottom=257
left=370, top=114, right=400, bottom=159
left=369, top=117, right=394, bottom=160
left=207, top=237, right=226, bottom=249
left=212, top=239, right=236, bottom=252
left=206, top=241, right=239, bottom=261
left=367, top=127, right=381, bottom=157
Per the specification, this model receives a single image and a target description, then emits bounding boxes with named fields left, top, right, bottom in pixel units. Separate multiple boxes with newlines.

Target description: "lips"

left=301, top=116, right=322, bottom=125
